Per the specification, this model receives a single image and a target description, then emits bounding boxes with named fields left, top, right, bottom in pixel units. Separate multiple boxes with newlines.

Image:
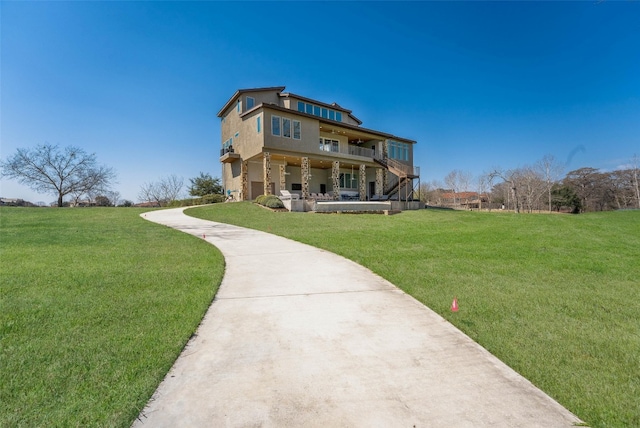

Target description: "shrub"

left=264, top=197, right=284, bottom=209
left=200, top=194, right=225, bottom=204
left=166, top=194, right=226, bottom=207
left=255, top=194, right=284, bottom=209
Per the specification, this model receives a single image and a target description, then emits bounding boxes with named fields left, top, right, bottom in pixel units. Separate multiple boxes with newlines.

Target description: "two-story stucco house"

left=218, top=86, right=420, bottom=209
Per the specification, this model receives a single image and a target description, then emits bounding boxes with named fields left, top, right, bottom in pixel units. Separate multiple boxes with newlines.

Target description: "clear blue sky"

left=2, top=1, right=639, bottom=203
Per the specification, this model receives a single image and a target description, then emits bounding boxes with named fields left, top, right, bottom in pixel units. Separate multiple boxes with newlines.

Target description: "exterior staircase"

left=373, top=156, right=420, bottom=200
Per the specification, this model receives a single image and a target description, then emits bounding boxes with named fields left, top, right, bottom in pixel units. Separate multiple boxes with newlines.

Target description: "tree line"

left=420, top=154, right=640, bottom=213
left=0, top=143, right=224, bottom=207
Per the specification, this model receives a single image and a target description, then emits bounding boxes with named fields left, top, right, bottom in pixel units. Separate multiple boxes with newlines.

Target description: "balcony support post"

left=279, top=164, right=287, bottom=194
left=332, top=161, right=340, bottom=200
left=301, top=157, right=310, bottom=199
left=241, top=161, right=248, bottom=201
left=375, top=169, right=384, bottom=197
left=359, top=164, right=366, bottom=201
left=263, top=152, right=272, bottom=195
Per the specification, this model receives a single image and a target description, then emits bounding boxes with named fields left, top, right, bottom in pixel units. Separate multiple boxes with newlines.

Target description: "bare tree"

left=444, top=170, right=459, bottom=206
left=519, top=166, right=545, bottom=212
left=0, top=143, right=116, bottom=207
left=106, top=190, right=121, bottom=207
left=138, top=175, right=184, bottom=207
left=159, top=174, right=184, bottom=203
left=476, top=174, right=491, bottom=210
left=536, top=154, right=564, bottom=212
left=632, top=154, right=640, bottom=209
left=488, top=168, right=521, bottom=213
left=419, top=180, right=444, bottom=205
left=444, top=170, right=472, bottom=207
left=139, top=182, right=163, bottom=206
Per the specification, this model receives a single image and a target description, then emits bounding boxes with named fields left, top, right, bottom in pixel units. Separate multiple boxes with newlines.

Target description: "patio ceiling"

left=319, top=125, right=383, bottom=145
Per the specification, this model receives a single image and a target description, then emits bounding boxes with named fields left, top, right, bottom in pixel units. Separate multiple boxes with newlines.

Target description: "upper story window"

left=389, top=141, right=409, bottom=162
left=283, top=118, right=291, bottom=138
left=236, top=100, right=241, bottom=113
left=246, top=96, right=255, bottom=110
left=272, top=115, right=281, bottom=136
left=319, top=137, right=339, bottom=153
left=257, top=116, right=261, bottom=133
left=297, top=101, right=343, bottom=122
left=271, top=115, right=301, bottom=140
left=293, top=120, right=301, bottom=140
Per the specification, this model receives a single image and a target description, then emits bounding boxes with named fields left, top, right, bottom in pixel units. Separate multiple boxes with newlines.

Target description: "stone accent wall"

left=263, top=152, right=271, bottom=195
left=332, top=161, right=340, bottom=200
left=375, top=169, right=383, bottom=197
left=301, top=157, right=310, bottom=199
left=241, top=161, right=248, bottom=200
left=359, top=164, right=367, bottom=201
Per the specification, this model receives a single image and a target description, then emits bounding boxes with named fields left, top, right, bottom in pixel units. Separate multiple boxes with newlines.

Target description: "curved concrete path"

left=133, top=207, right=583, bottom=427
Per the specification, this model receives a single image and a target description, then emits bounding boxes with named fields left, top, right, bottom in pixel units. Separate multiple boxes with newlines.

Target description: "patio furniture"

left=280, top=190, right=300, bottom=200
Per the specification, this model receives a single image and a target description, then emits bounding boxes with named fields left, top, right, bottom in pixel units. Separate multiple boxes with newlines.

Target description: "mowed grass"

left=188, top=203, right=640, bottom=428
left=0, top=207, right=224, bottom=427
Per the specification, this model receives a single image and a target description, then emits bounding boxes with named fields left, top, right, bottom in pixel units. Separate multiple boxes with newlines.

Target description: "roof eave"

left=217, top=86, right=286, bottom=117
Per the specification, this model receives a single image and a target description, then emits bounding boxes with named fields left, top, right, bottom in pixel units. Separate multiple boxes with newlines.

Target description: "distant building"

left=441, top=192, right=489, bottom=210
left=0, top=198, right=34, bottom=207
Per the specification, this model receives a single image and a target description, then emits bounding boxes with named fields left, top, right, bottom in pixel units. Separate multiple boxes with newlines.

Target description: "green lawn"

left=188, top=203, right=640, bottom=428
left=0, top=207, right=224, bottom=427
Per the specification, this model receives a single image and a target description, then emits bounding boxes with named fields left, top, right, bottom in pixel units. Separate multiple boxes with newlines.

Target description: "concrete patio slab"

left=133, top=207, right=583, bottom=427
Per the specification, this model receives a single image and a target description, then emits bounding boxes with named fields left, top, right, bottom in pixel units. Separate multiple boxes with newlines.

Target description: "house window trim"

left=389, top=141, right=410, bottom=162
left=272, top=115, right=281, bottom=136
left=246, top=96, right=255, bottom=110
left=282, top=117, right=291, bottom=138
left=293, top=120, right=301, bottom=140
left=319, top=137, right=339, bottom=153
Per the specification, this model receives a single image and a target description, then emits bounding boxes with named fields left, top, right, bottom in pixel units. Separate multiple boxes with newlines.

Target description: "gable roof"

left=217, top=86, right=286, bottom=117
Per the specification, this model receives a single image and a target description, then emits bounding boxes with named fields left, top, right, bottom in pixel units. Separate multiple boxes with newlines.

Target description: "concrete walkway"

left=133, top=207, right=583, bottom=427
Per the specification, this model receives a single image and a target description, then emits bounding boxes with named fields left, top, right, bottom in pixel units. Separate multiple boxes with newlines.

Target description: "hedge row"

left=168, top=194, right=226, bottom=207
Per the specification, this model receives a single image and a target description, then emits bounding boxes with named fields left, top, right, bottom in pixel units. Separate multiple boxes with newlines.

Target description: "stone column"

left=279, top=164, right=286, bottom=194
left=382, top=141, right=389, bottom=191
left=263, top=152, right=271, bottom=195
left=359, top=164, right=366, bottom=201
left=241, top=161, right=248, bottom=201
left=332, top=161, right=340, bottom=200
left=375, top=169, right=383, bottom=197
left=301, top=157, right=310, bottom=199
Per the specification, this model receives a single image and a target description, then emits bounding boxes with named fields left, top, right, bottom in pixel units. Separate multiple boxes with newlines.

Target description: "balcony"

left=220, top=146, right=240, bottom=163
